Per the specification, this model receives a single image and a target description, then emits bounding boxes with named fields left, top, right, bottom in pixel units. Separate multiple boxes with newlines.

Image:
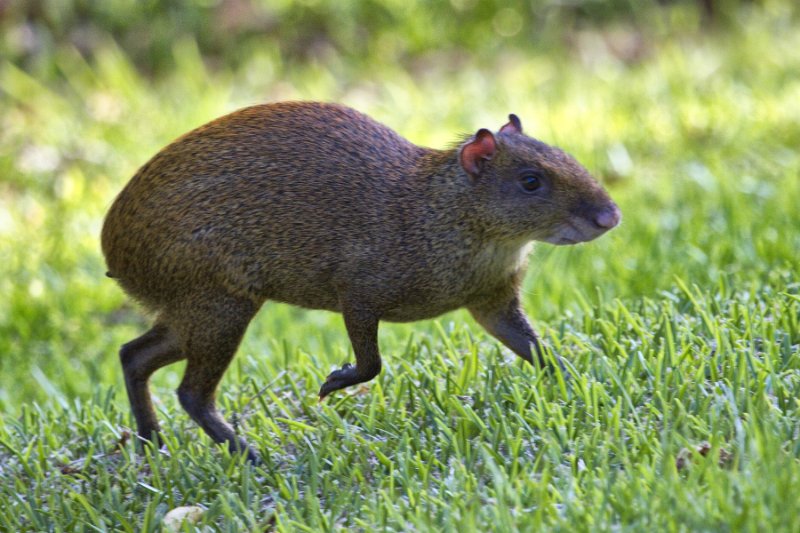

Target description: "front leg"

left=319, top=306, right=382, bottom=399
left=469, top=296, right=549, bottom=368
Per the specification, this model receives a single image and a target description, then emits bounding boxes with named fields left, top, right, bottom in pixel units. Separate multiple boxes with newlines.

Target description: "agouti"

left=102, top=101, right=620, bottom=462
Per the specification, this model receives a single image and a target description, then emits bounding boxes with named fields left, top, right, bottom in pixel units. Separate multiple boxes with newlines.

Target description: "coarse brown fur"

left=102, top=101, right=620, bottom=462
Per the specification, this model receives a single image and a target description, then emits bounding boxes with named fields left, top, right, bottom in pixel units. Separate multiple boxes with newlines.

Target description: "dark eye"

left=519, top=173, right=543, bottom=193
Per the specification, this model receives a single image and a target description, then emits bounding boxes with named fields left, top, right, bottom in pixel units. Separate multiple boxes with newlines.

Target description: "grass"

left=1, top=6, right=799, bottom=531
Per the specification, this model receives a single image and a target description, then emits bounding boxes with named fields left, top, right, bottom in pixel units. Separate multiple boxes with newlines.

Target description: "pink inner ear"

left=460, top=129, right=497, bottom=176
left=499, top=114, right=522, bottom=135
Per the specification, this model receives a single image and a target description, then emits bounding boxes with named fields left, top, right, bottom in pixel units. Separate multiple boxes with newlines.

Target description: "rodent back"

left=101, top=102, right=431, bottom=306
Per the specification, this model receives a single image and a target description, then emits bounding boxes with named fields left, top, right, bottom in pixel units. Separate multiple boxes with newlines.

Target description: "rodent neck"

left=413, top=148, right=461, bottom=182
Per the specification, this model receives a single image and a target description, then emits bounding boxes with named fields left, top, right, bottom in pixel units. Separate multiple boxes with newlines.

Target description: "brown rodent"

left=102, top=101, right=620, bottom=462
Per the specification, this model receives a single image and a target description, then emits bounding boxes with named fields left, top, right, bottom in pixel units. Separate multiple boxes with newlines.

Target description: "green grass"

left=1, top=6, right=800, bottom=531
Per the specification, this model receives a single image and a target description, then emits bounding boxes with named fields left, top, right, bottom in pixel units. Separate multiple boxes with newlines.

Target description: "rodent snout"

left=592, top=204, right=622, bottom=230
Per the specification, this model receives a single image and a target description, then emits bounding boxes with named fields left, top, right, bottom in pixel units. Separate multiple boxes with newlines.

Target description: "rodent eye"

left=519, top=173, right=543, bottom=193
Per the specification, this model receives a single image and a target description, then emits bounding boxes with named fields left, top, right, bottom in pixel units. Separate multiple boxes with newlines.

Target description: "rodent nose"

left=594, top=205, right=621, bottom=229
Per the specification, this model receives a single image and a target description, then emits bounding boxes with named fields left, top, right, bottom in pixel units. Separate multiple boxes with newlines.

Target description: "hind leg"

left=174, top=294, right=260, bottom=462
left=120, top=323, right=184, bottom=443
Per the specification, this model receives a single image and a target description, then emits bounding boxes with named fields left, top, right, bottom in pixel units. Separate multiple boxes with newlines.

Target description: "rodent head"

left=459, top=114, right=621, bottom=245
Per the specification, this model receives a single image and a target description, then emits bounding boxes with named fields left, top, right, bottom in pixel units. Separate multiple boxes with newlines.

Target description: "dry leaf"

left=163, top=506, right=205, bottom=530
left=676, top=441, right=734, bottom=471
left=59, top=464, right=81, bottom=475
left=717, top=447, right=734, bottom=467
left=112, top=430, right=131, bottom=453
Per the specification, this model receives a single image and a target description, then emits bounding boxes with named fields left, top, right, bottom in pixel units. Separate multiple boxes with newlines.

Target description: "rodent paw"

left=318, top=363, right=358, bottom=400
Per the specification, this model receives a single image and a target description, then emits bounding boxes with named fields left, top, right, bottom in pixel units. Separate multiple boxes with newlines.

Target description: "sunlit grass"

left=1, top=9, right=799, bottom=530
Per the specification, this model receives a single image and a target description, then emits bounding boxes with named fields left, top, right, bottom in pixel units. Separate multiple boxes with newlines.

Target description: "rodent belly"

left=223, top=262, right=341, bottom=310
left=261, top=278, right=342, bottom=312
left=381, top=298, right=464, bottom=323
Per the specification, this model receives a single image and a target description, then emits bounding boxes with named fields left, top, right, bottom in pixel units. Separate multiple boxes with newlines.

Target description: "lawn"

left=1, top=3, right=799, bottom=531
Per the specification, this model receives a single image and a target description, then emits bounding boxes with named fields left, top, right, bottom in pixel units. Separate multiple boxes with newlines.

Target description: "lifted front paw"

left=319, top=363, right=357, bottom=400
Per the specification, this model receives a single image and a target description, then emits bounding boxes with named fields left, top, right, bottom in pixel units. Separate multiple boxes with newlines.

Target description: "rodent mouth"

left=556, top=237, right=579, bottom=245
left=544, top=219, right=609, bottom=246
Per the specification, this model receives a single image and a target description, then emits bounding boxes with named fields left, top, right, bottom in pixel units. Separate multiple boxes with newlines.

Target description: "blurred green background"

left=1, top=0, right=750, bottom=76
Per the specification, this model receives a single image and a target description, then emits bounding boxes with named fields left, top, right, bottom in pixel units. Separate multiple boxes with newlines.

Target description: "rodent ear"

left=499, top=114, right=523, bottom=135
left=460, top=129, right=497, bottom=177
